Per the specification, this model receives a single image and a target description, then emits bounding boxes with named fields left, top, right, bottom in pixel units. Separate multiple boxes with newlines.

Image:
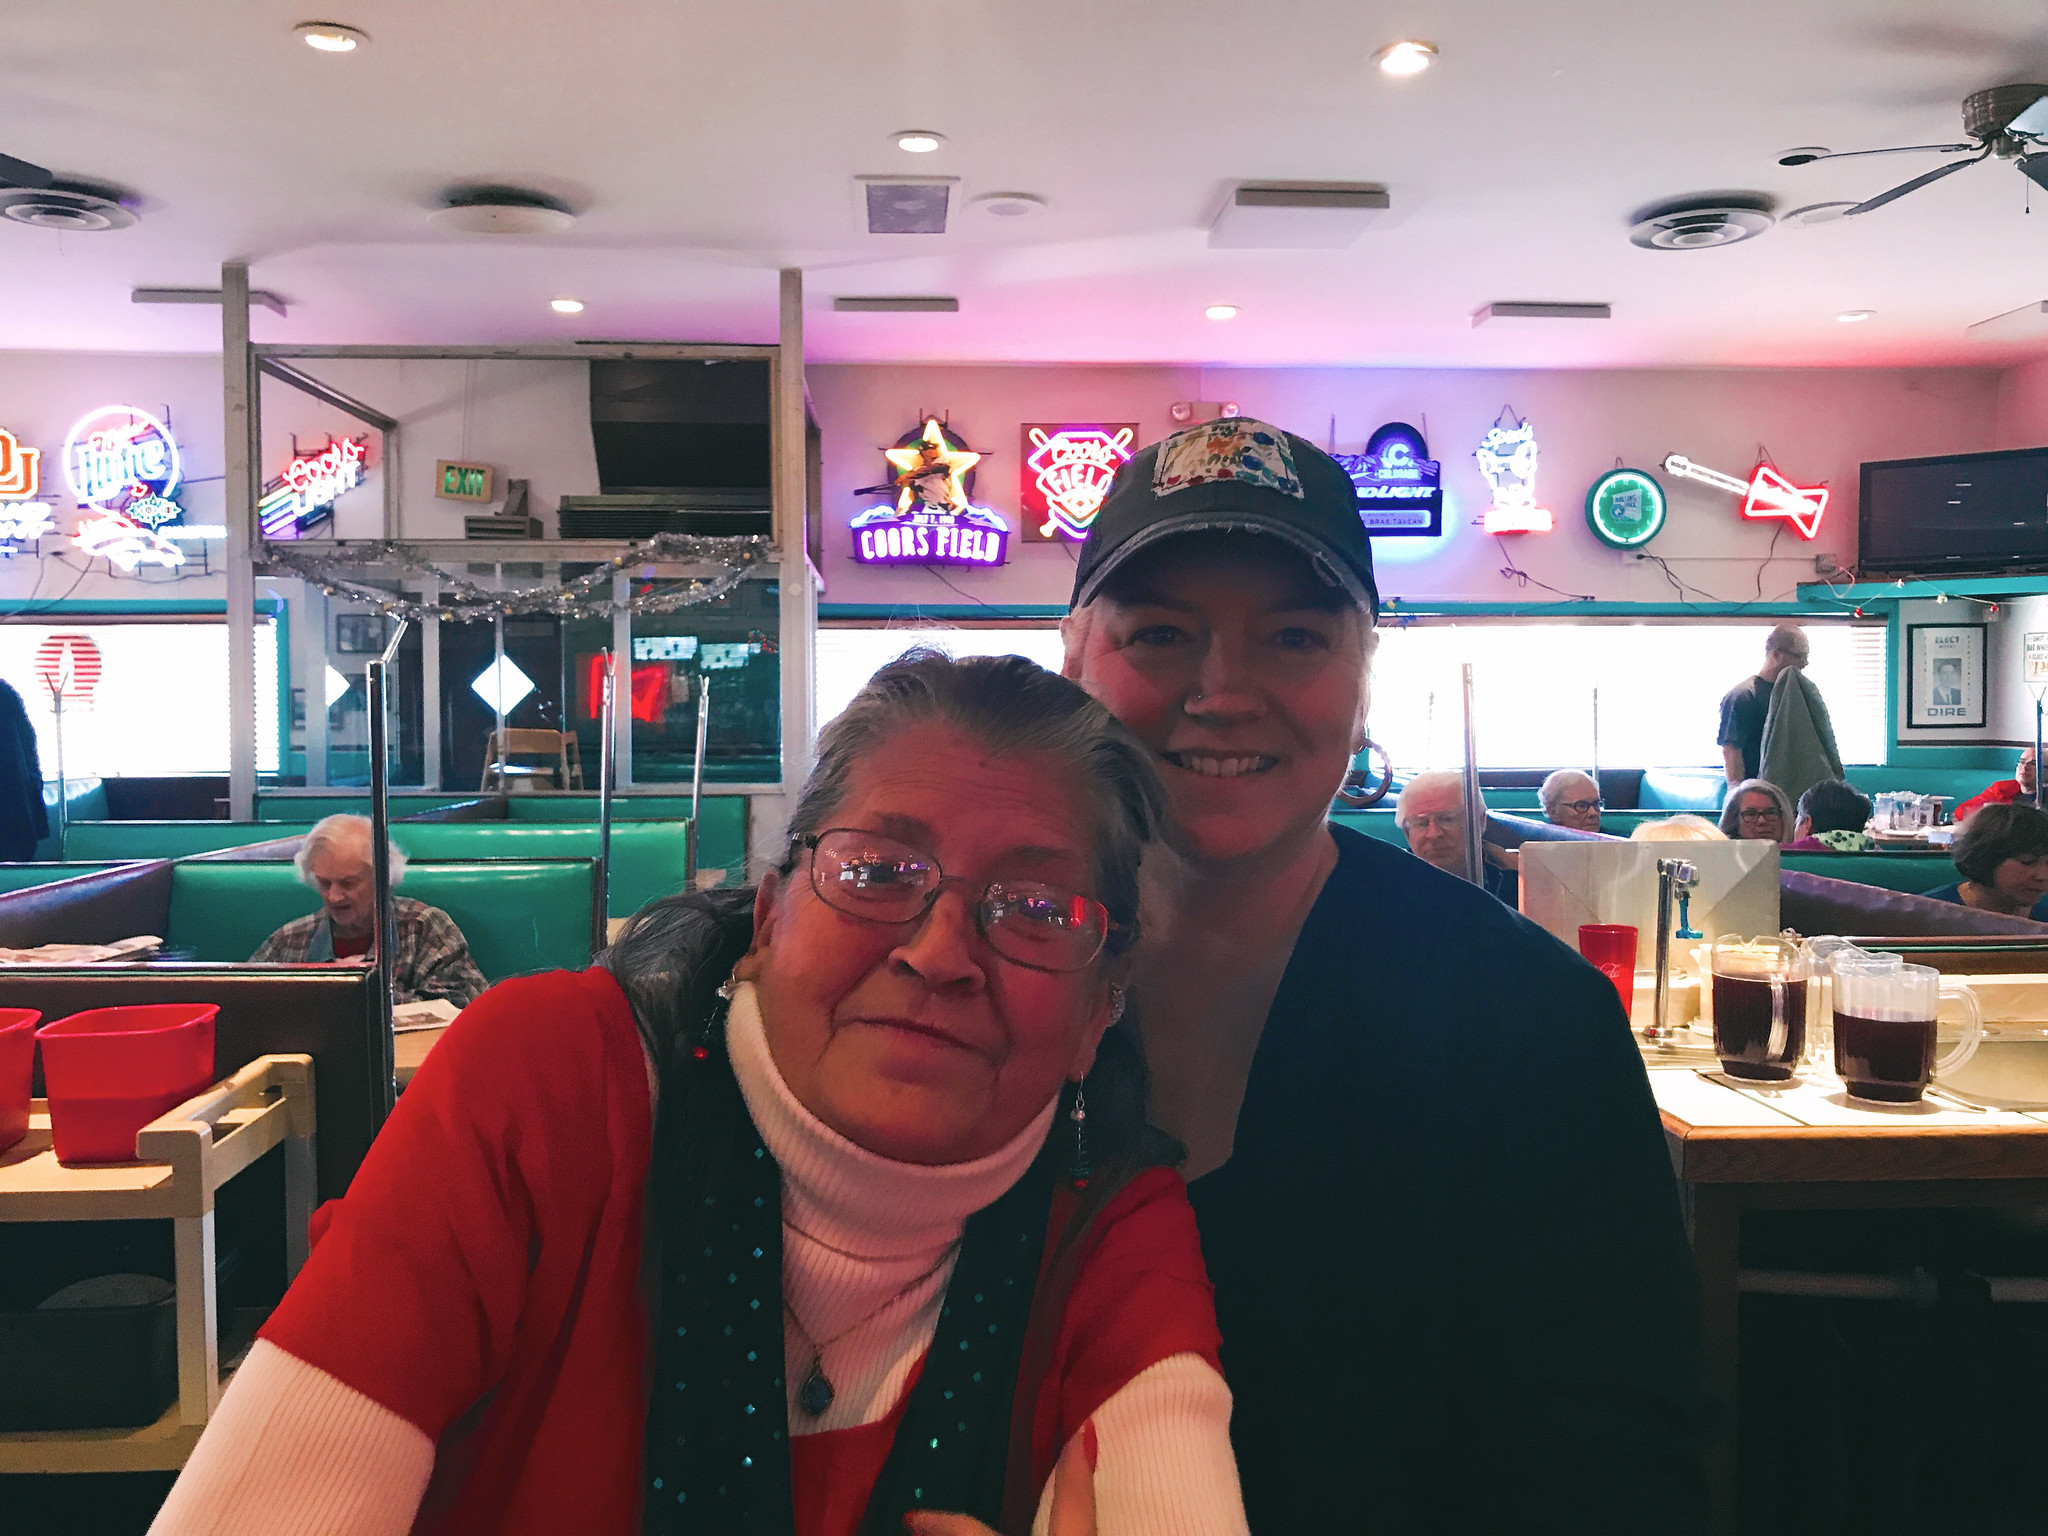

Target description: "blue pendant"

left=798, top=1359, right=835, bottom=1417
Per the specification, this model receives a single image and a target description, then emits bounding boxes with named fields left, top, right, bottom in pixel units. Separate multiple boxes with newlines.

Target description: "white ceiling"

left=8, top=0, right=2048, bottom=369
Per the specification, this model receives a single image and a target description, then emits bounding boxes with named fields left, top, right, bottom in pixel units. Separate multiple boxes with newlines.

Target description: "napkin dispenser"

left=1520, top=839, right=1781, bottom=971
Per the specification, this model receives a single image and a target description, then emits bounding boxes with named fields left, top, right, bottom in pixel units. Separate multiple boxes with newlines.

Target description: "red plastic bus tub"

left=0, top=1009, right=38, bottom=1154
left=34, top=1005, right=218, bottom=1165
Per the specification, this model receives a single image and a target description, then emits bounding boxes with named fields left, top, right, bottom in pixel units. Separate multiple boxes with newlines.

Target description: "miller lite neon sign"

left=1021, top=424, right=1136, bottom=541
left=62, top=406, right=186, bottom=570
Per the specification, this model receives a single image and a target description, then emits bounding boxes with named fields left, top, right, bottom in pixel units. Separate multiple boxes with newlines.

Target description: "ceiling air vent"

left=0, top=180, right=139, bottom=232
left=858, top=176, right=955, bottom=235
left=1627, top=194, right=1774, bottom=251
left=1472, top=301, right=1612, bottom=326
left=1208, top=182, right=1389, bottom=248
left=833, top=296, right=959, bottom=313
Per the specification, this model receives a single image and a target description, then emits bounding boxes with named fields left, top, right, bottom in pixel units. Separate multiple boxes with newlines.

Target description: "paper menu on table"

left=392, top=998, right=462, bottom=1032
left=1519, top=840, right=1780, bottom=971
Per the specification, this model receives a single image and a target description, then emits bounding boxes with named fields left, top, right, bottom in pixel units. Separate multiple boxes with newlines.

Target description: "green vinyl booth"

left=64, top=820, right=708, bottom=918
left=0, top=862, right=122, bottom=894
left=165, top=858, right=598, bottom=981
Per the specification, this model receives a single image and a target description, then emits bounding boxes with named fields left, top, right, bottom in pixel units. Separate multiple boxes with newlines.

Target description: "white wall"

left=807, top=363, right=2006, bottom=609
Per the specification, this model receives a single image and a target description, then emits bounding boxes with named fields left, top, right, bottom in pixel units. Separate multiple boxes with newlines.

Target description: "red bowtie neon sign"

left=1662, top=454, right=1828, bottom=540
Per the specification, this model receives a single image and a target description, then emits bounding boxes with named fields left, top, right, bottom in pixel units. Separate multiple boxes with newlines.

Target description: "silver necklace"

left=782, top=1243, right=959, bottom=1417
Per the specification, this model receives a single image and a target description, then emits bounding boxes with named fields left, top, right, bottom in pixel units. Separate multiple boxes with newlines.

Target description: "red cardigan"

left=260, top=968, right=1220, bottom=1536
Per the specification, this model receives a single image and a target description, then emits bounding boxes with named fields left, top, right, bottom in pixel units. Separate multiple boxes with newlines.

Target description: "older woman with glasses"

left=1717, top=778, right=1795, bottom=844
left=150, top=653, right=1246, bottom=1536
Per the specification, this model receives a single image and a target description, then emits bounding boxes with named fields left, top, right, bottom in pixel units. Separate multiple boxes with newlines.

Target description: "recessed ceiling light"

left=893, top=130, right=946, bottom=154
left=1837, top=309, right=1875, bottom=323
left=1374, top=40, right=1436, bottom=76
left=969, top=191, right=1047, bottom=219
left=1205, top=304, right=1239, bottom=321
left=294, top=21, right=368, bottom=51
left=550, top=297, right=585, bottom=314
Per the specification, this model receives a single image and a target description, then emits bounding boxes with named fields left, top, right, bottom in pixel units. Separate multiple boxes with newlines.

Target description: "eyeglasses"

left=1737, top=808, right=1784, bottom=826
left=795, top=828, right=1117, bottom=973
left=1558, top=798, right=1604, bottom=816
left=1402, top=811, right=1465, bottom=833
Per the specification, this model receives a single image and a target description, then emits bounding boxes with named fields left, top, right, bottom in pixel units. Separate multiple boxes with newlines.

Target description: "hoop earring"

left=1067, top=1080, right=1092, bottom=1192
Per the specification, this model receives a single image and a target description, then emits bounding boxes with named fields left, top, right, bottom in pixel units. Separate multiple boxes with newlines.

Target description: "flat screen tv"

left=1860, top=445, right=2048, bottom=576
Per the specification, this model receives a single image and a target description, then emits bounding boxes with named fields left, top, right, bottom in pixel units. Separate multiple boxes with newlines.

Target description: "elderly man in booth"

left=1539, top=768, right=1604, bottom=834
left=1396, top=769, right=1519, bottom=905
left=251, top=814, right=486, bottom=1008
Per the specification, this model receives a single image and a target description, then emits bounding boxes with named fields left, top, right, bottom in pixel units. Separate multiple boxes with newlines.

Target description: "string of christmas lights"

left=259, top=533, right=774, bottom=622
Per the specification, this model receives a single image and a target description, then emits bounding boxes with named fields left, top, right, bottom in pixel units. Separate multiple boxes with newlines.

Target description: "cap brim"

left=1073, top=512, right=1378, bottom=617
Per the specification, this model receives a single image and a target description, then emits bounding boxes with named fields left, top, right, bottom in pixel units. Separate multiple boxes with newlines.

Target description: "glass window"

left=1367, top=619, right=1888, bottom=771
left=0, top=618, right=281, bottom=778
left=610, top=576, right=782, bottom=784
left=816, top=624, right=1066, bottom=730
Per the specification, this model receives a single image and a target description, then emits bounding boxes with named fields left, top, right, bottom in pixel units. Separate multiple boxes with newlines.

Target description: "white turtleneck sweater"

left=149, top=984, right=1245, bottom=1536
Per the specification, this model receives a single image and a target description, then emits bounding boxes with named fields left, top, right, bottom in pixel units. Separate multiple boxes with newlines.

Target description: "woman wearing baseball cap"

left=1062, top=418, right=1709, bottom=1533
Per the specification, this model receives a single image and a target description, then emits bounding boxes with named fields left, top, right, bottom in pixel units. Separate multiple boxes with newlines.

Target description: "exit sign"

left=435, top=460, right=493, bottom=502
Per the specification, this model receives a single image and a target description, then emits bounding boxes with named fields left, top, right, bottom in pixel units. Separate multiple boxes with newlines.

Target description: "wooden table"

left=1651, top=1056, right=2048, bottom=1535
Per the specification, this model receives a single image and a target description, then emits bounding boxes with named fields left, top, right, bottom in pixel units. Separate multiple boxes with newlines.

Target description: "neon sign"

left=850, top=417, right=1010, bottom=568
left=0, top=427, right=41, bottom=500
left=73, top=513, right=184, bottom=571
left=1584, top=468, right=1667, bottom=548
left=1336, top=422, right=1442, bottom=537
left=64, top=405, right=181, bottom=515
left=1475, top=414, right=1552, bottom=533
left=260, top=435, right=366, bottom=538
left=1021, top=424, right=1136, bottom=540
left=1661, top=454, right=1827, bottom=540
left=0, top=426, right=53, bottom=551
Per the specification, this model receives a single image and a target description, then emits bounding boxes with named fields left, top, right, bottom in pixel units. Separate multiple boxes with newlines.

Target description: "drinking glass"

left=1830, top=953, right=1983, bottom=1104
left=1578, top=924, right=1638, bottom=1016
left=1710, top=936, right=1813, bottom=1081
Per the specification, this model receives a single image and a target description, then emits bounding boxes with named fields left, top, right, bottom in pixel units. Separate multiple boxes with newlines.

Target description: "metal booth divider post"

left=367, top=618, right=408, bottom=1123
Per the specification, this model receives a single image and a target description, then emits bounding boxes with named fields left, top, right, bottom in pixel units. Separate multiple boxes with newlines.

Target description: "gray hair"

left=1765, top=623, right=1809, bottom=663
left=1539, top=769, right=1599, bottom=818
left=779, top=649, right=1169, bottom=958
left=1395, top=769, right=1469, bottom=827
left=1717, top=778, right=1795, bottom=838
left=294, top=813, right=407, bottom=887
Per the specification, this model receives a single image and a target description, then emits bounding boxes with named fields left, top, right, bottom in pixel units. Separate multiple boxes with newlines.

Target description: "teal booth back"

left=65, top=821, right=318, bottom=860
left=0, top=862, right=119, bottom=894
left=167, top=858, right=597, bottom=980
left=1778, top=849, right=1955, bottom=896
left=386, top=822, right=693, bottom=917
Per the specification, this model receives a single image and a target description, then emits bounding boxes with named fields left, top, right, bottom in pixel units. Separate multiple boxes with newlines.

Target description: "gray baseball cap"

left=1069, top=418, right=1379, bottom=617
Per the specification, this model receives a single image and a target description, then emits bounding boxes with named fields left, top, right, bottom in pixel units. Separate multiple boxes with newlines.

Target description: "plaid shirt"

left=250, top=896, right=488, bottom=1007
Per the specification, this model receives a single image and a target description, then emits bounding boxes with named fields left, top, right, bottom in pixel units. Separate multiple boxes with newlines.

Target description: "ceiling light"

left=294, top=21, right=367, bottom=51
left=1374, top=40, right=1436, bottom=76
left=1205, top=304, right=1239, bottom=321
left=893, top=130, right=945, bottom=154
left=550, top=297, right=584, bottom=314
left=1837, top=309, right=1875, bottom=323
left=970, top=191, right=1047, bottom=219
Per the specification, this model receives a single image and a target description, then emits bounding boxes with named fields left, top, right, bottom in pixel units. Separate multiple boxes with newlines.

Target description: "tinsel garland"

left=259, top=533, right=774, bottom=622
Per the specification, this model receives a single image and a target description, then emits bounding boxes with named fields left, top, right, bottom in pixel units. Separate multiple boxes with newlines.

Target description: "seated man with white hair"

left=1539, top=769, right=1603, bottom=834
left=1395, top=769, right=1517, bottom=904
left=251, top=814, right=487, bottom=1007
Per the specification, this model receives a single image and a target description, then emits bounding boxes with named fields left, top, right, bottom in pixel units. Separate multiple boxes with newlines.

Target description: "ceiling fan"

left=1779, top=83, right=2048, bottom=215
left=0, top=151, right=52, bottom=190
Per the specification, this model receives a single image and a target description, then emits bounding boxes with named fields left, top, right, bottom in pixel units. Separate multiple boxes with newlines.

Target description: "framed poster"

left=1906, top=623, right=1987, bottom=729
left=334, top=613, right=385, bottom=655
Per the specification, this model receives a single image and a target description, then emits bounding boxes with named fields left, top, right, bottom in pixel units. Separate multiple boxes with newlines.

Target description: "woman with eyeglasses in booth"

left=150, top=653, right=1246, bottom=1536
left=1717, top=777, right=1795, bottom=845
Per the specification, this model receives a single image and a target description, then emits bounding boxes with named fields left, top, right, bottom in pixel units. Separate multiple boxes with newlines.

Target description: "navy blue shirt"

left=1186, top=825, right=1709, bottom=1534
left=1920, top=880, right=2048, bottom=923
left=1717, top=674, right=1772, bottom=781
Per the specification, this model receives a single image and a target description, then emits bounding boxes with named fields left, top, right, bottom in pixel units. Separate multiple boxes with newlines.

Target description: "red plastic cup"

left=35, top=1005, right=218, bottom=1165
left=1579, top=924, right=1640, bottom=1018
left=0, top=1009, right=38, bottom=1154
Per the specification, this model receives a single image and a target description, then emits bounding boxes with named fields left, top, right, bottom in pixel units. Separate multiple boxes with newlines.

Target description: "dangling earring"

left=1067, top=1080, right=1092, bottom=1192
left=1108, top=983, right=1127, bottom=1025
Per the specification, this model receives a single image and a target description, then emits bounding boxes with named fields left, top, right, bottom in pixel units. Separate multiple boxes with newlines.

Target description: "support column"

left=222, top=262, right=258, bottom=819
left=774, top=269, right=815, bottom=820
